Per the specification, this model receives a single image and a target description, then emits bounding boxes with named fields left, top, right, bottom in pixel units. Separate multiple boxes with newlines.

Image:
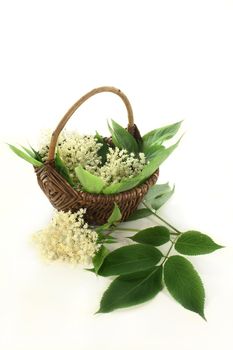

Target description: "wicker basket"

left=35, top=86, right=159, bottom=224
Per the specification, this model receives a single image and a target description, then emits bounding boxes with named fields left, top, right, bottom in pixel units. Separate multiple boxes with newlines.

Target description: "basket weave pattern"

left=35, top=87, right=159, bottom=225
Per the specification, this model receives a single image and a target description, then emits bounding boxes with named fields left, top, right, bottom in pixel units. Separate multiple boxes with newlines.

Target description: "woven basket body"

left=34, top=87, right=159, bottom=225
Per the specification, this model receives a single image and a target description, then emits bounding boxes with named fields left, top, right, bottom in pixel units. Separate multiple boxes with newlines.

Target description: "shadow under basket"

left=34, top=86, right=159, bottom=225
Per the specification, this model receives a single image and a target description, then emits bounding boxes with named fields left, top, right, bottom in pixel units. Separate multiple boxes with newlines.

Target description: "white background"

left=0, top=1, right=233, bottom=349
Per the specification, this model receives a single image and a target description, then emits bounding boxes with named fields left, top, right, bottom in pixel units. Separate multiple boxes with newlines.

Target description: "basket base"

left=35, top=163, right=159, bottom=225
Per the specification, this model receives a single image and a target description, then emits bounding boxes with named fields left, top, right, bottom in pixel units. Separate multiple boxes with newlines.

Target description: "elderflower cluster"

left=38, top=130, right=148, bottom=186
left=98, top=147, right=147, bottom=184
left=38, top=130, right=102, bottom=180
left=58, top=132, right=102, bottom=180
left=33, top=209, right=100, bottom=264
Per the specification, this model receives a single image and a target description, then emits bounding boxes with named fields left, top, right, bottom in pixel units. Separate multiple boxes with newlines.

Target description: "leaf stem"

left=142, top=201, right=181, bottom=234
left=161, top=235, right=179, bottom=266
left=109, top=227, right=138, bottom=233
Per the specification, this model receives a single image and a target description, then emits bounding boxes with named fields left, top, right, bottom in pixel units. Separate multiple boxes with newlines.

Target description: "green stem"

left=109, top=227, right=138, bottom=233
left=142, top=201, right=181, bottom=234
left=161, top=234, right=179, bottom=266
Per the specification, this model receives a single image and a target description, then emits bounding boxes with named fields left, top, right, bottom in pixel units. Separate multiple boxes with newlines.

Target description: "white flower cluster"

left=33, top=209, right=100, bottom=264
left=38, top=130, right=102, bottom=180
left=58, top=132, right=103, bottom=181
left=38, top=130, right=147, bottom=186
left=97, top=148, right=147, bottom=184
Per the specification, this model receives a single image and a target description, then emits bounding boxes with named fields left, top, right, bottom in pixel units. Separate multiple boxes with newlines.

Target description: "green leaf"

left=102, top=174, right=142, bottom=194
left=75, top=165, right=105, bottom=194
left=55, top=152, right=74, bottom=187
left=129, top=226, right=170, bottom=246
left=29, top=145, right=43, bottom=162
left=18, top=145, right=43, bottom=163
left=175, top=231, right=224, bottom=256
left=98, top=244, right=162, bottom=276
left=108, top=124, right=119, bottom=151
left=107, top=203, right=122, bottom=225
left=126, top=208, right=151, bottom=221
left=97, top=266, right=163, bottom=313
left=8, top=144, right=43, bottom=167
left=21, top=145, right=35, bottom=158
left=144, top=144, right=165, bottom=161
left=93, top=245, right=109, bottom=273
left=96, top=204, right=122, bottom=233
left=150, top=186, right=175, bottom=210
left=103, top=139, right=180, bottom=195
left=142, top=120, right=182, bottom=151
left=164, top=255, right=206, bottom=319
left=144, top=183, right=172, bottom=202
left=108, top=119, right=139, bottom=154
left=95, top=132, right=109, bottom=164
left=144, top=183, right=175, bottom=210
left=103, top=238, right=118, bottom=244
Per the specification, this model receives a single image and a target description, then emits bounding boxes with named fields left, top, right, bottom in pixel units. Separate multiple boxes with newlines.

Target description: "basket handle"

left=48, top=86, right=135, bottom=161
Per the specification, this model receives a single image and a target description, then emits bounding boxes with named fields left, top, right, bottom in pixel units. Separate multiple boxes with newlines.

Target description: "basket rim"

left=35, top=160, right=159, bottom=200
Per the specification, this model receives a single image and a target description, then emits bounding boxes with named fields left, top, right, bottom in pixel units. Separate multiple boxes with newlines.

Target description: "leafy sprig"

left=90, top=185, right=223, bottom=319
left=8, top=144, right=43, bottom=167
left=8, top=120, right=182, bottom=195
